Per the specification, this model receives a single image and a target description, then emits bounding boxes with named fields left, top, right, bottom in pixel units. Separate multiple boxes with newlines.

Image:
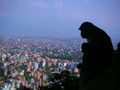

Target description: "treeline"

left=41, top=51, right=82, bottom=62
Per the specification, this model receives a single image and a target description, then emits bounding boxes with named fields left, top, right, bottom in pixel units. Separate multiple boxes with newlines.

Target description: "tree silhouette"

left=39, top=70, right=79, bottom=90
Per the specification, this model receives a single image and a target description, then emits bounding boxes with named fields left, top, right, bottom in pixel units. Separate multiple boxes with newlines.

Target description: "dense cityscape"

left=0, top=36, right=119, bottom=90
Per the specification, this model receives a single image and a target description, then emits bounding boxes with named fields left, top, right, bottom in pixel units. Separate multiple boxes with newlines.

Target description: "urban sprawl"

left=0, top=36, right=119, bottom=89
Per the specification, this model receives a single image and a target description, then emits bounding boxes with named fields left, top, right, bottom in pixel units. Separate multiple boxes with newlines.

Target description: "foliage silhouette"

left=38, top=70, right=79, bottom=90
left=111, top=42, right=120, bottom=69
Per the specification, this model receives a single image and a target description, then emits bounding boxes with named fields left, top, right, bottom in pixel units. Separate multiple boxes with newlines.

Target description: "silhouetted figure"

left=77, top=22, right=118, bottom=90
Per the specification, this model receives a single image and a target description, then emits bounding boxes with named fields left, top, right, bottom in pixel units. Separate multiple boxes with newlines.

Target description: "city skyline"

left=0, top=0, right=120, bottom=39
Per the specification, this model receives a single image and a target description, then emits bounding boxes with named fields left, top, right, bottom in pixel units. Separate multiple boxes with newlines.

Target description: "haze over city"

left=1, top=0, right=120, bottom=89
left=0, top=0, right=120, bottom=39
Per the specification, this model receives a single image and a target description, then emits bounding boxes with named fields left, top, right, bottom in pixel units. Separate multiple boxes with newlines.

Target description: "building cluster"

left=0, top=36, right=83, bottom=90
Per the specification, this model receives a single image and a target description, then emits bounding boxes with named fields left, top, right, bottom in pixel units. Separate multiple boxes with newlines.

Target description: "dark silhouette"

left=77, top=21, right=113, bottom=70
left=77, top=22, right=117, bottom=90
left=39, top=70, right=79, bottom=90
left=80, top=22, right=113, bottom=54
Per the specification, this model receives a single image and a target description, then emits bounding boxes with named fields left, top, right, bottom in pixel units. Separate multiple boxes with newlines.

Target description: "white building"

left=32, top=62, right=38, bottom=69
left=2, top=54, right=6, bottom=61
left=19, top=70, right=24, bottom=75
left=42, top=61, right=46, bottom=67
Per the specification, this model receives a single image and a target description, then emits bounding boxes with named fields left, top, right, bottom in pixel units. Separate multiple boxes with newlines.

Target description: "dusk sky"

left=0, top=0, right=120, bottom=39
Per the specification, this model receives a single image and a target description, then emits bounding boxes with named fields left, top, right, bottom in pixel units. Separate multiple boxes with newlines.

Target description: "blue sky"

left=0, top=0, right=120, bottom=39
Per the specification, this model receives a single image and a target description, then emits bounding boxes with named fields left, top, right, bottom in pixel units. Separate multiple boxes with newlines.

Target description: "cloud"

left=55, top=0, right=63, bottom=8
left=54, top=0, right=64, bottom=18
left=85, top=0, right=90, bottom=3
left=33, top=13, right=38, bottom=16
left=0, top=0, right=10, bottom=8
left=27, top=1, right=49, bottom=8
left=19, top=0, right=26, bottom=3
